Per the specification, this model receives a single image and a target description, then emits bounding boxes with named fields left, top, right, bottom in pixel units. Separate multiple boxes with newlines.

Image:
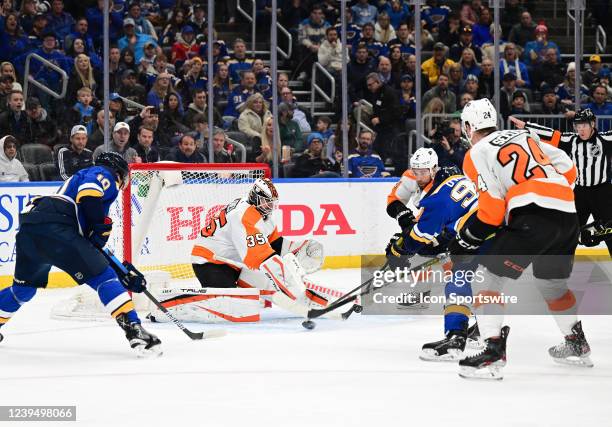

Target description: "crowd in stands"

left=0, top=0, right=610, bottom=181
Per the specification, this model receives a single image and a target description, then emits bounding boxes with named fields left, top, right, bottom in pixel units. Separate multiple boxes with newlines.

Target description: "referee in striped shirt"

left=510, top=109, right=612, bottom=255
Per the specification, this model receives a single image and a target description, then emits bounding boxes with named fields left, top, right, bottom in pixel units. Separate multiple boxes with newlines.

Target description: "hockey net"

left=51, top=162, right=270, bottom=321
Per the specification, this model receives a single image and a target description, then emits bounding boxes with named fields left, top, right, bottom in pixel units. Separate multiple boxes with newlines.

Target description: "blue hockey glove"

left=89, top=217, right=113, bottom=249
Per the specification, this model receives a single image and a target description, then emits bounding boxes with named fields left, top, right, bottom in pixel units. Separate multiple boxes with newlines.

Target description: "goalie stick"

left=307, top=254, right=448, bottom=320
left=101, top=249, right=226, bottom=341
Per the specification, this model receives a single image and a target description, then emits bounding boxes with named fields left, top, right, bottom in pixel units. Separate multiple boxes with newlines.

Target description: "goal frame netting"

left=120, top=162, right=271, bottom=266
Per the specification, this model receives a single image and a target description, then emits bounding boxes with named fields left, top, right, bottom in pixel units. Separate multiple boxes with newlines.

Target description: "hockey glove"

left=89, top=217, right=113, bottom=249
left=121, top=261, right=147, bottom=293
left=580, top=220, right=612, bottom=247
left=385, top=233, right=413, bottom=270
left=448, top=226, right=483, bottom=265
left=396, top=209, right=416, bottom=234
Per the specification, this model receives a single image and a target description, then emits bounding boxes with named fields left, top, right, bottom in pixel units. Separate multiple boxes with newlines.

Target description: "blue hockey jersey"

left=404, top=174, right=478, bottom=254
left=55, top=166, right=120, bottom=234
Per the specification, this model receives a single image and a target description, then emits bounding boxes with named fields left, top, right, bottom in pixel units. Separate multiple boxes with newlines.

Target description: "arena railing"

left=354, top=99, right=376, bottom=140
left=23, top=53, right=69, bottom=100
left=596, top=25, right=607, bottom=54
left=237, top=0, right=256, bottom=55
left=310, top=62, right=335, bottom=118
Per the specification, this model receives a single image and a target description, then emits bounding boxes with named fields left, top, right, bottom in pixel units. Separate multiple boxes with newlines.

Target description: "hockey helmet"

left=460, top=98, right=498, bottom=144
left=96, top=152, right=129, bottom=185
left=410, top=147, right=438, bottom=170
left=573, top=108, right=596, bottom=125
left=248, top=178, right=279, bottom=219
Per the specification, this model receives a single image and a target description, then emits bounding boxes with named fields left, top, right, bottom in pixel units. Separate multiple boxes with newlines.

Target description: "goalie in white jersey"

left=447, top=99, right=593, bottom=380
left=149, top=178, right=345, bottom=324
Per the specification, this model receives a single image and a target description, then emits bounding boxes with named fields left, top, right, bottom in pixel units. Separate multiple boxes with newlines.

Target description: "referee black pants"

left=575, top=183, right=612, bottom=256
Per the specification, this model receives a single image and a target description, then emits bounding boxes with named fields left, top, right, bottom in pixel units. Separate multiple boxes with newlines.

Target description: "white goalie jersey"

left=191, top=198, right=280, bottom=270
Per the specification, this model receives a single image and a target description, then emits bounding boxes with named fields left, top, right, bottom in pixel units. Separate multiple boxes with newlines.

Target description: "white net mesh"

left=109, top=163, right=269, bottom=281
left=51, top=163, right=269, bottom=321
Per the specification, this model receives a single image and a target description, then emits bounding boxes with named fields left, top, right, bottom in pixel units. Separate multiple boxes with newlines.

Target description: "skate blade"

left=397, top=302, right=429, bottom=310
left=551, top=355, right=594, bottom=368
left=134, top=344, right=163, bottom=358
left=419, top=348, right=463, bottom=362
left=459, top=362, right=505, bottom=380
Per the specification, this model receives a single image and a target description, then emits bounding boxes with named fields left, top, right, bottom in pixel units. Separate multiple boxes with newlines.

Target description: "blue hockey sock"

left=443, top=268, right=474, bottom=333
left=0, top=285, right=37, bottom=326
left=87, top=266, right=140, bottom=323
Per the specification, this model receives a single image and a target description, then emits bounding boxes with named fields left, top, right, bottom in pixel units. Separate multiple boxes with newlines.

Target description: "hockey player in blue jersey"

left=0, top=152, right=162, bottom=357
left=385, top=147, right=480, bottom=361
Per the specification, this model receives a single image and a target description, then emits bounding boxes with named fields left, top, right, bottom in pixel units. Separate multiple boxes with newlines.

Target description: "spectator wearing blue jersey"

left=224, top=70, right=259, bottom=118
left=118, top=18, right=158, bottom=63
left=64, top=17, right=96, bottom=54
left=499, top=43, right=530, bottom=89
left=86, top=0, right=124, bottom=47
left=458, top=48, right=480, bottom=80
left=353, top=22, right=387, bottom=58
left=523, top=24, right=561, bottom=67
left=471, top=6, right=492, bottom=47
left=348, top=130, right=388, bottom=178
left=421, top=0, right=451, bottom=32
left=125, top=2, right=157, bottom=40
left=227, top=38, right=254, bottom=85
left=334, top=7, right=361, bottom=49
left=0, top=12, right=31, bottom=62
left=351, top=0, right=377, bottom=26
left=386, top=22, right=416, bottom=57
left=555, top=62, right=589, bottom=106
left=383, top=0, right=410, bottom=29
left=585, top=85, right=612, bottom=132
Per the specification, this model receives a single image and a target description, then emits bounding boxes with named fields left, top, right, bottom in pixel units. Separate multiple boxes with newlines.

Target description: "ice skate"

left=459, top=326, right=509, bottom=380
left=420, top=330, right=466, bottom=362
left=549, top=321, right=593, bottom=368
left=117, top=314, right=163, bottom=358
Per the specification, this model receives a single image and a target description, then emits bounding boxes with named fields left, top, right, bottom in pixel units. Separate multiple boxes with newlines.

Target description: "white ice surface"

left=1, top=268, right=611, bottom=427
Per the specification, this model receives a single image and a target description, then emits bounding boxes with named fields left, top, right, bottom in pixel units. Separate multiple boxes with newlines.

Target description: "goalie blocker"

left=151, top=178, right=350, bottom=323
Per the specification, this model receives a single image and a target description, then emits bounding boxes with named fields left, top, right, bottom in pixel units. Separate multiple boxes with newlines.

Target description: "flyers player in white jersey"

left=153, top=177, right=344, bottom=323
left=448, top=99, right=593, bottom=380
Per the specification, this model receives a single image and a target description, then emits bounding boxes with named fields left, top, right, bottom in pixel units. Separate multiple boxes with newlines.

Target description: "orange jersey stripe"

left=462, top=150, right=478, bottom=184
left=242, top=205, right=275, bottom=269
left=506, top=180, right=575, bottom=205
left=562, top=164, right=577, bottom=186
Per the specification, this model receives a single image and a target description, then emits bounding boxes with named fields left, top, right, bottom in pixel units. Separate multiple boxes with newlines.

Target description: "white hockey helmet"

left=461, top=98, right=498, bottom=144
left=248, top=178, right=279, bottom=219
left=410, top=147, right=438, bottom=170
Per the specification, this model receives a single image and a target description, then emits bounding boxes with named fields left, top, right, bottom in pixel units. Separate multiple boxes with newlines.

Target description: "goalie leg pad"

left=150, top=287, right=263, bottom=323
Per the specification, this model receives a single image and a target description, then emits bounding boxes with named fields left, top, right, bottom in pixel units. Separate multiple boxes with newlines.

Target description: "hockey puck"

left=353, top=305, right=363, bottom=313
left=302, top=320, right=316, bottom=330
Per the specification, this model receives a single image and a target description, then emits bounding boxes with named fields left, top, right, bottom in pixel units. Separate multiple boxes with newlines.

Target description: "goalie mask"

left=248, top=178, right=279, bottom=219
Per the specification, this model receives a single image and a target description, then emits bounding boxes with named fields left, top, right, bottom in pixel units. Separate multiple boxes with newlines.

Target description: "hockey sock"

left=444, top=267, right=474, bottom=332
left=87, top=266, right=140, bottom=323
left=534, top=278, right=577, bottom=336
left=0, top=285, right=37, bottom=325
left=473, top=269, right=508, bottom=340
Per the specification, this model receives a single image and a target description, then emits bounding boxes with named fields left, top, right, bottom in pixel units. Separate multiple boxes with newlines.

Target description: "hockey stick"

left=307, top=254, right=448, bottom=320
left=101, top=249, right=226, bottom=340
